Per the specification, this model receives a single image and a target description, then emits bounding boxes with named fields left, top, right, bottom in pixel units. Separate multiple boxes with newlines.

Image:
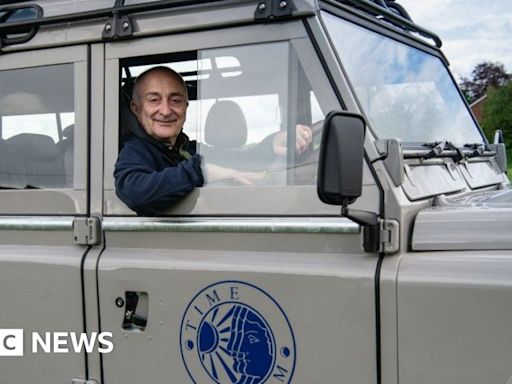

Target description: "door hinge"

left=102, top=13, right=133, bottom=40
left=72, top=379, right=98, bottom=384
left=380, top=219, right=399, bottom=254
left=73, top=217, right=101, bottom=246
left=102, top=0, right=133, bottom=40
left=254, top=0, right=294, bottom=21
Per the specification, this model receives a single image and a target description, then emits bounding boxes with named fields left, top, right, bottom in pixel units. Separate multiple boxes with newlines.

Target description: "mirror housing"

left=317, top=111, right=383, bottom=253
left=317, top=111, right=366, bottom=206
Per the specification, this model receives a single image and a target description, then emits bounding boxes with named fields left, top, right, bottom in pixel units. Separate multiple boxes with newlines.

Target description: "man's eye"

left=171, top=98, right=184, bottom=105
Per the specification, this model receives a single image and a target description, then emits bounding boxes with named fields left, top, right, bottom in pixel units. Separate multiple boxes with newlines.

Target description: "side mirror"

left=317, top=111, right=366, bottom=206
left=317, top=111, right=382, bottom=253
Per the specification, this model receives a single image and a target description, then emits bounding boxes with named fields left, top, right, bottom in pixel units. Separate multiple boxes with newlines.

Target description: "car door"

left=0, top=45, right=90, bottom=383
left=98, top=18, right=381, bottom=384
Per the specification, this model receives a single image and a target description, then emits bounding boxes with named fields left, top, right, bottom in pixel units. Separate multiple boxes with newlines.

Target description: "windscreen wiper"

left=404, top=141, right=495, bottom=162
left=463, top=143, right=490, bottom=159
left=422, top=141, right=446, bottom=159
left=421, top=141, right=464, bottom=162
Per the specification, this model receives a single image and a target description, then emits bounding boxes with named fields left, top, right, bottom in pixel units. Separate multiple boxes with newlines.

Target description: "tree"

left=459, top=61, right=510, bottom=104
left=480, top=82, right=512, bottom=167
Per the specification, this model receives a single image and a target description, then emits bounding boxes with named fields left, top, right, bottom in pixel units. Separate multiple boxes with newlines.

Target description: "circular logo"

left=180, top=281, right=296, bottom=384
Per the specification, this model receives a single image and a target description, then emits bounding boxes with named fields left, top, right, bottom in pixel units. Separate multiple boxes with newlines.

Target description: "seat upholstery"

left=7, top=133, right=65, bottom=188
left=0, top=138, right=27, bottom=188
left=204, top=100, right=248, bottom=148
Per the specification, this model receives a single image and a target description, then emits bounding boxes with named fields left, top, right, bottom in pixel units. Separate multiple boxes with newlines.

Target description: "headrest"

left=7, top=133, right=59, bottom=161
left=204, top=100, right=247, bottom=148
left=61, top=124, right=74, bottom=140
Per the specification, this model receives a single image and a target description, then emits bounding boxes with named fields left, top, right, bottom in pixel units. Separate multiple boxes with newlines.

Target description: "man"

left=115, top=66, right=203, bottom=216
left=115, top=66, right=312, bottom=216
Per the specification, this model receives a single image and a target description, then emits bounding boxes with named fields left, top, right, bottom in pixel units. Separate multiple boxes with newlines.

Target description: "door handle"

left=117, top=291, right=148, bottom=330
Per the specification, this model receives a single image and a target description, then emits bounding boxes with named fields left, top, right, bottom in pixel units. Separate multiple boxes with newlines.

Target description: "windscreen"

left=322, top=11, right=484, bottom=145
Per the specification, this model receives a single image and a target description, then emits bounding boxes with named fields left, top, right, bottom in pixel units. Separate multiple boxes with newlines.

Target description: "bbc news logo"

left=0, top=330, right=114, bottom=356
left=0, top=330, right=23, bottom=356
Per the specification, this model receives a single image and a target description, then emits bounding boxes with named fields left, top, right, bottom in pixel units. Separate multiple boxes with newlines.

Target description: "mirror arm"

left=341, top=198, right=378, bottom=226
left=341, top=198, right=380, bottom=253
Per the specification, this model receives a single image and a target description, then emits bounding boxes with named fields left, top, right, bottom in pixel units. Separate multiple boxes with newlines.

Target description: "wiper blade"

left=422, top=141, right=446, bottom=159
left=410, top=142, right=495, bottom=160
left=463, top=143, right=489, bottom=158
left=403, top=141, right=496, bottom=162
left=422, top=141, right=464, bottom=162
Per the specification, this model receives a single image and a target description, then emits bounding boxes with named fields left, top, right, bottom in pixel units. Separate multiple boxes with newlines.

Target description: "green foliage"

left=508, top=147, right=512, bottom=175
left=459, top=61, right=510, bottom=104
left=481, top=82, right=512, bottom=153
left=508, top=143, right=512, bottom=175
left=461, top=89, right=471, bottom=104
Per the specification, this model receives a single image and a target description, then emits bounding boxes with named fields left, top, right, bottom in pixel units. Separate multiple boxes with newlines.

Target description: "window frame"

left=0, top=45, right=88, bottom=215
left=104, top=21, right=343, bottom=216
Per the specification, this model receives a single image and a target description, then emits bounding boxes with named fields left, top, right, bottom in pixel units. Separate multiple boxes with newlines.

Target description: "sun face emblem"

left=196, top=303, right=275, bottom=383
left=180, top=281, right=296, bottom=384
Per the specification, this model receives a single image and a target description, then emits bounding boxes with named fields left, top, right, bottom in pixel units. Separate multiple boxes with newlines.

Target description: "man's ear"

left=130, top=101, right=139, bottom=115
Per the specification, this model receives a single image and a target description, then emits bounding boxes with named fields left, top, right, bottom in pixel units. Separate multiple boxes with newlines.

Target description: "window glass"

left=3, top=114, right=60, bottom=142
left=0, top=64, right=74, bottom=189
left=122, top=41, right=325, bottom=189
left=322, top=12, right=483, bottom=145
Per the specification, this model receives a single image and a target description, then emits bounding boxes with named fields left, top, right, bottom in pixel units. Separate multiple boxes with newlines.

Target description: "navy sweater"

left=114, top=133, right=204, bottom=216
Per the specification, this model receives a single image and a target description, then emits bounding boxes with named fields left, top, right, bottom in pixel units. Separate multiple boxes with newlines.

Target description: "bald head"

left=132, top=66, right=188, bottom=106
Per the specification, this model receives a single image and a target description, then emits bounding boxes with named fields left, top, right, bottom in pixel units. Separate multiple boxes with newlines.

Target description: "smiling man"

left=114, top=66, right=313, bottom=216
left=131, top=66, right=188, bottom=145
left=114, top=66, right=204, bottom=216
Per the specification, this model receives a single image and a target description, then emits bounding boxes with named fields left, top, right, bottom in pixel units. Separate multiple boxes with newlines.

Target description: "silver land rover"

left=0, top=1, right=510, bottom=383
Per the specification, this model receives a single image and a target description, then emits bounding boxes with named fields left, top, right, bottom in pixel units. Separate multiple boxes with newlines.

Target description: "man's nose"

left=159, top=99, right=174, bottom=115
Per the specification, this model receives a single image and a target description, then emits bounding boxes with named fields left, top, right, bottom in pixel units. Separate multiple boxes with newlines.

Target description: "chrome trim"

left=103, top=217, right=359, bottom=234
left=0, top=216, right=74, bottom=230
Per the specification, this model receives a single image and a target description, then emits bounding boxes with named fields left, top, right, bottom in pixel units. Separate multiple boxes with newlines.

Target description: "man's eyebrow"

left=144, top=92, right=161, bottom=98
left=143, top=91, right=185, bottom=98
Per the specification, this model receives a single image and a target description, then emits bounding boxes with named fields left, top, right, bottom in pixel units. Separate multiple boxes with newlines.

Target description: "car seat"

left=7, top=133, right=65, bottom=188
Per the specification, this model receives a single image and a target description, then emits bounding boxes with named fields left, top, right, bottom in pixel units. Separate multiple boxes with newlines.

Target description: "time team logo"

left=180, top=281, right=296, bottom=384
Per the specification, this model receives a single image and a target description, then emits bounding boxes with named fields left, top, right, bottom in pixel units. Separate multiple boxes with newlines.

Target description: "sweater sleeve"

left=114, top=140, right=204, bottom=216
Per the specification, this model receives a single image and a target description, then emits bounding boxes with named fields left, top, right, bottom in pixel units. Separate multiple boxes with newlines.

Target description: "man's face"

left=131, top=70, right=188, bottom=145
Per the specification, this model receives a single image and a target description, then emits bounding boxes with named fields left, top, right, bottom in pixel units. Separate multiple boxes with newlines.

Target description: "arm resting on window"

left=114, top=143, right=203, bottom=216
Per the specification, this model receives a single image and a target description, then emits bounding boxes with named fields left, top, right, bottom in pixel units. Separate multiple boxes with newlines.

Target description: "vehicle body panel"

left=99, top=223, right=378, bottom=383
